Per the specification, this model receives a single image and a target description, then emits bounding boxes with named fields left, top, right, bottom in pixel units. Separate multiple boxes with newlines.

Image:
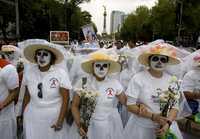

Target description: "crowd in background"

left=0, top=38, right=200, bottom=139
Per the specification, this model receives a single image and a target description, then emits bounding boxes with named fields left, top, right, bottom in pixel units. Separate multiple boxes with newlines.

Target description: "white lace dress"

left=23, top=66, right=72, bottom=139
left=69, top=76, right=124, bottom=139
left=124, top=70, right=183, bottom=139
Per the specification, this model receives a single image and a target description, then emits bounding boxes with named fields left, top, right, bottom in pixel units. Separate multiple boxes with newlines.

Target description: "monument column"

left=102, top=6, right=107, bottom=35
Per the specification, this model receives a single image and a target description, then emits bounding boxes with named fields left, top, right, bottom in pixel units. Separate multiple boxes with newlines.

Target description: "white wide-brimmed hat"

left=22, top=39, right=64, bottom=64
left=81, top=50, right=121, bottom=74
left=1, top=45, right=17, bottom=52
left=138, top=42, right=181, bottom=66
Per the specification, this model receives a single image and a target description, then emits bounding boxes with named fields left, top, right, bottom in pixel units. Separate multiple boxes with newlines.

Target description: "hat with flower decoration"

left=138, top=42, right=181, bottom=66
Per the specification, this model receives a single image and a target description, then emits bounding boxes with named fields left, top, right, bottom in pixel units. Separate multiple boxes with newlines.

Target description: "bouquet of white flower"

left=157, top=76, right=180, bottom=139
left=159, top=76, right=180, bottom=117
left=78, top=89, right=99, bottom=139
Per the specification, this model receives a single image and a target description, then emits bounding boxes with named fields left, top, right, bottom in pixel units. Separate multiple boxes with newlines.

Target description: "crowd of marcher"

left=0, top=38, right=200, bottom=139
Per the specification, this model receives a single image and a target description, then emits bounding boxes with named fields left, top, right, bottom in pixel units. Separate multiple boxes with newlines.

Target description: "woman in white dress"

left=70, top=50, right=126, bottom=139
left=181, top=54, right=200, bottom=114
left=0, top=53, right=19, bottom=139
left=22, top=39, right=72, bottom=139
left=124, top=42, right=183, bottom=139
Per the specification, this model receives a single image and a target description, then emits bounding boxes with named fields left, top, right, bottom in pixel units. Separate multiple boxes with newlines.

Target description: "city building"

left=110, top=10, right=126, bottom=34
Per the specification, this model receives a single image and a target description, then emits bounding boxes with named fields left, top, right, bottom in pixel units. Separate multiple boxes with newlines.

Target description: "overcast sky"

left=80, top=0, right=158, bottom=34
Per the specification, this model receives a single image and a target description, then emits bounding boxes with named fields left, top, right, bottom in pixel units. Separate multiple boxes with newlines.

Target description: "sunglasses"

left=95, top=64, right=108, bottom=68
left=37, top=83, right=43, bottom=98
left=151, top=56, right=168, bottom=63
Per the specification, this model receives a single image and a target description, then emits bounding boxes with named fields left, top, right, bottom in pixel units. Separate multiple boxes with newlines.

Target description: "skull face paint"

left=149, top=55, right=168, bottom=71
left=36, top=49, right=52, bottom=67
left=93, top=61, right=110, bottom=78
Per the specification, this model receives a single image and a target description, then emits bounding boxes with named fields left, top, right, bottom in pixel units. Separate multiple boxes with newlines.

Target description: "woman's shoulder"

left=49, top=66, right=68, bottom=75
left=107, top=78, right=121, bottom=85
left=25, top=64, right=38, bottom=73
left=132, top=70, right=147, bottom=80
left=183, top=69, right=199, bottom=78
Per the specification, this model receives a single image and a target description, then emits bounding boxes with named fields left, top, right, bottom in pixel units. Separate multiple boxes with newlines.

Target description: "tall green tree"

left=180, top=0, right=200, bottom=42
left=120, top=6, right=151, bottom=42
left=0, top=1, right=16, bottom=42
left=151, top=0, right=176, bottom=41
left=0, top=0, right=94, bottom=41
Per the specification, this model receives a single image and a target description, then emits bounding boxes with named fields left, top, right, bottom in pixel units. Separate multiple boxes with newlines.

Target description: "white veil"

left=122, top=39, right=193, bottom=119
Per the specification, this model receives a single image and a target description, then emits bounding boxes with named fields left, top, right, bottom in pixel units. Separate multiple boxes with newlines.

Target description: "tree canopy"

left=120, top=0, right=200, bottom=46
left=0, top=0, right=94, bottom=41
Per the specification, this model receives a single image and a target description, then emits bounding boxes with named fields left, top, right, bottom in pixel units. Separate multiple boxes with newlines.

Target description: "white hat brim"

left=23, top=43, right=63, bottom=64
left=138, top=53, right=181, bottom=66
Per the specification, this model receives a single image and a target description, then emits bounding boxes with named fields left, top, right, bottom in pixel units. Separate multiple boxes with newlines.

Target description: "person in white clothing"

left=70, top=50, right=126, bottom=139
left=0, top=52, right=19, bottom=139
left=22, top=39, right=72, bottom=139
left=1, top=44, right=21, bottom=67
left=181, top=54, right=200, bottom=114
left=124, top=42, right=183, bottom=139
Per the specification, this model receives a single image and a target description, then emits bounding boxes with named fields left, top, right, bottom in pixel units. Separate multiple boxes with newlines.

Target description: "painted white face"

left=36, top=49, right=51, bottom=67
left=93, top=61, right=110, bottom=78
left=149, top=55, right=168, bottom=71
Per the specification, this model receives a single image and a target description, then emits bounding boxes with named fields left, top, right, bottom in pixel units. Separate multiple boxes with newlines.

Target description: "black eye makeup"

left=36, top=52, right=42, bottom=56
left=95, top=64, right=108, bottom=68
left=102, top=64, right=108, bottom=68
left=43, top=52, right=49, bottom=56
left=95, top=64, right=101, bottom=68
left=151, top=56, right=168, bottom=63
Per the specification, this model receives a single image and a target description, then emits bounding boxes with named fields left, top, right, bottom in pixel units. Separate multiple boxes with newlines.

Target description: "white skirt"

left=0, top=118, right=17, bottom=139
left=69, top=108, right=124, bottom=139
left=123, top=115, right=183, bottom=139
left=23, top=103, right=69, bottom=139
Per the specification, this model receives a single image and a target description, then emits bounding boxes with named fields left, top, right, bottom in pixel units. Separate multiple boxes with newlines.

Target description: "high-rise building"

left=110, top=11, right=126, bottom=34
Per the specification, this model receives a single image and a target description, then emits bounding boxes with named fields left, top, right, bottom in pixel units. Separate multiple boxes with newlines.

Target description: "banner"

left=50, top=31, right=69, bottom=44
left=81, top=24, right=97, bottom=42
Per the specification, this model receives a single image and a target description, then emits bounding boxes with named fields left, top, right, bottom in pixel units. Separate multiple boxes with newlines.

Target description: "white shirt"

left=24, top=65, right=72, bottom=108
left=181, top=69, right=200, bottom=111
left=0, top=64, right=19, bottom=120
left=126, top=70, right=179, bottom=127
left=181, top=69, right=200, bottom=92
left=74, top=76, right=123, bottom=120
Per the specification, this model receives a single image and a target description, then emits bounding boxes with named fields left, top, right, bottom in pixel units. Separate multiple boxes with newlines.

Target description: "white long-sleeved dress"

left=69, top=76, right=124, bottom=139
left=23, top=65, right=72, bottom=139
left=0, top=64, right=19, bottom=139
left=124, top=70, right=183, bottom=139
